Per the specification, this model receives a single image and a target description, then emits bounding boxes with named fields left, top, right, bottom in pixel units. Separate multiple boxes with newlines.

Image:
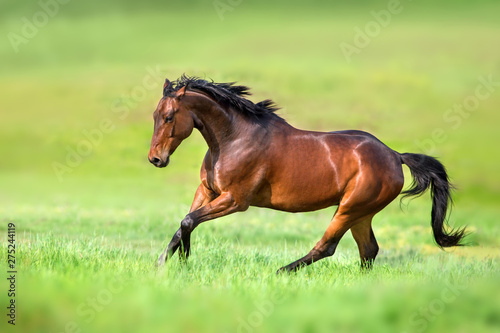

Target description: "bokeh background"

left=1, top=0, right=499, bottom=332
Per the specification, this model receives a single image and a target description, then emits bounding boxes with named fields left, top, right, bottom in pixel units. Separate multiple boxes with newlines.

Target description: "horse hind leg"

left=277, top=206, right=367, bottom=274
left=350, top=217, right=379, bottom=269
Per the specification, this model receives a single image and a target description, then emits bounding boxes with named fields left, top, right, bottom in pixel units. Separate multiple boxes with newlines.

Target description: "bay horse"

left=148, top=75, right=466, bottom=273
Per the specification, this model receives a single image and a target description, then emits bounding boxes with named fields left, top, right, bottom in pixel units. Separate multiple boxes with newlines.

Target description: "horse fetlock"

left=174, top=229, right=182, bottom=239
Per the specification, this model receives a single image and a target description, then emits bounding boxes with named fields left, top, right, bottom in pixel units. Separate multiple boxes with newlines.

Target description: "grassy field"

left=1, top=1, right=500, bottom=332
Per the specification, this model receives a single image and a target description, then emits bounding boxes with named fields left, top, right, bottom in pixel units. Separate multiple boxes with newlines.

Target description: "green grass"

left=1, top=1, right=500, bottom=332
left=2, top=198, right=499, bottom=333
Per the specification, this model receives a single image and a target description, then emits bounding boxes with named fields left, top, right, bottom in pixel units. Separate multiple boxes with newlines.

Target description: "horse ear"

left=176, top=85, right=187, bottom=99
left=163, top=79, right=172, bottom=96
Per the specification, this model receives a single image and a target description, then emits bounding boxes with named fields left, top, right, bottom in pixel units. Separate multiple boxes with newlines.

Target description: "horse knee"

left=314, top=240, right=339, bottom=258
left=180, top=215, right=194, bottom=232
left=324, top=243, right=338, bottom=257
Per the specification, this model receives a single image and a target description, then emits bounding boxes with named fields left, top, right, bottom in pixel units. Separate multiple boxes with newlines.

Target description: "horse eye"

left=165, top=115, right=174, bottom=123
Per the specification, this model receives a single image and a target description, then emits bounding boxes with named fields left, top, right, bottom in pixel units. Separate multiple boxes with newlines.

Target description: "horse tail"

left=400, top=153, right=467, bottom=248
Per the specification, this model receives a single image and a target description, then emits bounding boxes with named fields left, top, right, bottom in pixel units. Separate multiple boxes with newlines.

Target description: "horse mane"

left=163, top=75, right=283, bottom=124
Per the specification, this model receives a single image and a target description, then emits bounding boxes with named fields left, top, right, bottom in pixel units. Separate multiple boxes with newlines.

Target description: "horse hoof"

left=276, top=267, right=289, bottom=275
left=157, top=255, right=166, bottom=268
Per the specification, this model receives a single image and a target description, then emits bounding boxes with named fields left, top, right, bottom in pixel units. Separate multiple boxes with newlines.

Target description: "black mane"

left=163, top=75, right=282, bottom=123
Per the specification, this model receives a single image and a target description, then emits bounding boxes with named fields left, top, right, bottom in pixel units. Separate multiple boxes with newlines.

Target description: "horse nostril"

left=149, top=156, right=160, bottom=165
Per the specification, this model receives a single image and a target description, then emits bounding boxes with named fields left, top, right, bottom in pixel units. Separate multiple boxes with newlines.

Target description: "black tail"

left=400, top=153, right=467, bottom=248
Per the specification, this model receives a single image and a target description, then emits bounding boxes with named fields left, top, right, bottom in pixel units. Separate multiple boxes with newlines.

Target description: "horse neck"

left=185, top=92, right=250, bottom=153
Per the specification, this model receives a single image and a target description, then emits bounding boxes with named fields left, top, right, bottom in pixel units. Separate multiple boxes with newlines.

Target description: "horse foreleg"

left=157, top=184, right=215, bottom=267
left=179, top=185, right=216, bottom=260
left=158, top=190, right=242, bottom=267
left=179, top=191, right=243, bottom=260
left=157, top=227, right=182, bottom=267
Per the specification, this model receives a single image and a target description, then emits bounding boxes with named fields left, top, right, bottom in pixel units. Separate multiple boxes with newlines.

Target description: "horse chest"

left=203, top=155, right=264, bottom=196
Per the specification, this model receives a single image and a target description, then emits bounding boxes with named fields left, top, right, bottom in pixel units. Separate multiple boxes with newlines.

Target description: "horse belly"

left=254, top=157, right=343, bottom=212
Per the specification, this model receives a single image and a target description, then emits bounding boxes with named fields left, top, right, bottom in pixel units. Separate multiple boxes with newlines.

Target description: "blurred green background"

left=1, top=0, right=499, bottom=332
